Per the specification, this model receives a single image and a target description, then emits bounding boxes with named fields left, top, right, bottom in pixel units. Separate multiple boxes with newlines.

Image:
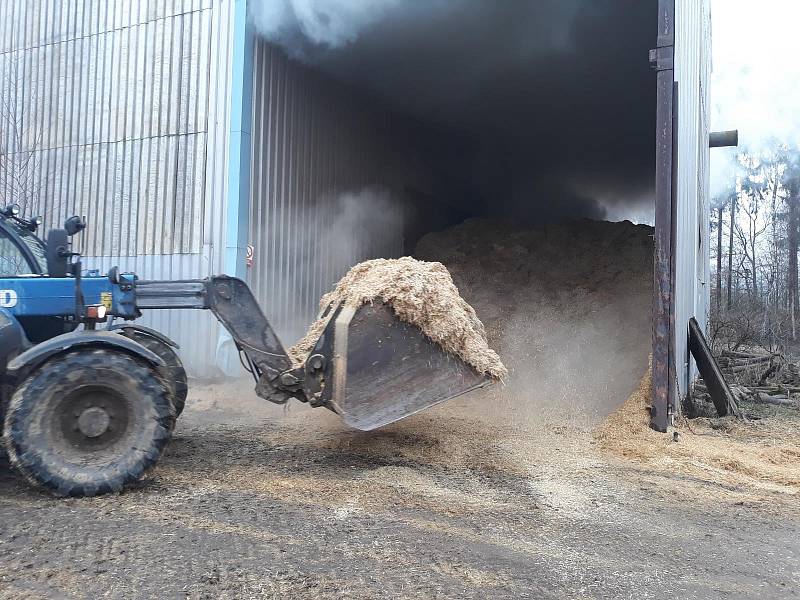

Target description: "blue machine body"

left=0, top=212, right=171, bottom=387
left=0, top=275, right=138, bottom=319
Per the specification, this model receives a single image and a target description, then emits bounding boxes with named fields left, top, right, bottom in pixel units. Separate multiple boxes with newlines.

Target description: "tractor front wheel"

left=3, top=349, right=175, bottom=497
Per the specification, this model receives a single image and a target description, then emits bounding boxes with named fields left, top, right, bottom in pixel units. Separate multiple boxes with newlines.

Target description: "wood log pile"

left=693, top=349, right=800, bottom=409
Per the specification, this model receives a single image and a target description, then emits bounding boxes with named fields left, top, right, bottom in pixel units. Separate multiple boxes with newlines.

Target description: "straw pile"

left=288, top=257, right=507, bottom=379
left=415, top=218, right=654, bottom=421
left=596, top=362, right=800, bottom=495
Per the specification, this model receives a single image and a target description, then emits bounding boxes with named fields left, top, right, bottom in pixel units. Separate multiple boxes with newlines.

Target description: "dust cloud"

left=260, top=185, right=408, bottom=344
left=415, top=218, right=653, bottom=426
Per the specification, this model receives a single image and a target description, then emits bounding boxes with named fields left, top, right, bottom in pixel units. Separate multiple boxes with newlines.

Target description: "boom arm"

left=134, top=276, right=322, bottom=406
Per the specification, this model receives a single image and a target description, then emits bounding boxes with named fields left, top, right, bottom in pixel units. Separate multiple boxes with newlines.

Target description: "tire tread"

left=3, top=349, right=174, bottom=497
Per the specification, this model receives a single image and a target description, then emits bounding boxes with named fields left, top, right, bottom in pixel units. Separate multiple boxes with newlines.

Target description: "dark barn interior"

left=254, top=0, right=658, bottom=233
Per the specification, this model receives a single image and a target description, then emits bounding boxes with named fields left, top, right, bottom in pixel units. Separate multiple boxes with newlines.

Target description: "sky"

left=711, top=0, right=800, bottom=198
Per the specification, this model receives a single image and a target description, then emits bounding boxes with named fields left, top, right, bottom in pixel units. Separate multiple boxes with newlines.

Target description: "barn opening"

left=244, top=1, right=659, bottom=420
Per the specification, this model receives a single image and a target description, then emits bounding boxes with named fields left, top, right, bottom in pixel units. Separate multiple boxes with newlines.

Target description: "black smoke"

left=250, top=0, right=657, bottom=224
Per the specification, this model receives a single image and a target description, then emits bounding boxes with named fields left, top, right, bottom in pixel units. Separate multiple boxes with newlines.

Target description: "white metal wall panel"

left=673, top=0, right=711, bottom=398
left=247, top=42, right=427, bottom=343
left=0, top=0, right=236, bottom=375
left=0, top=0, right=214, bottom=256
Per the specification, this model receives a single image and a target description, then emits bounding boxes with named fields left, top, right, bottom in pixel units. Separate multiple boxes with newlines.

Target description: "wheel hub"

left=57, top=386, right=129, bottom=450
left=77, top=407, right=111, bottom=438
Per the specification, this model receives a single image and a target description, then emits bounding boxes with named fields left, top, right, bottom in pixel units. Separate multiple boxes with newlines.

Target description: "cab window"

left=0, top=228, right=33, bottom=276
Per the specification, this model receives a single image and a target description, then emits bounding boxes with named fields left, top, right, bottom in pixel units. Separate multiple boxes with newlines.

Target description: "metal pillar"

left=225, top=0, right=254, bottom=278
left=219, top=0, right=254, bottom=375
left=650, top=0, right=676, bottom=432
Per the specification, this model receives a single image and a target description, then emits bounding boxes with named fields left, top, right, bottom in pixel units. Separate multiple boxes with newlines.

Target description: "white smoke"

left=268, top=185, right=408, bottom=344
left=248, top=0, right=579, bottom=61
left=249, top=0, right=401, bottom=52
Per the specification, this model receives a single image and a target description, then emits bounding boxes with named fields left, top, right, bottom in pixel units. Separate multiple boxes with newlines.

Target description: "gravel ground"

left=1, top=379, right=799, bottom=600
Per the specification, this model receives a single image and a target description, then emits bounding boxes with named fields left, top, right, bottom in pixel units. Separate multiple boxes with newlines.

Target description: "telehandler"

left=0, top=205, right=489, bottom=496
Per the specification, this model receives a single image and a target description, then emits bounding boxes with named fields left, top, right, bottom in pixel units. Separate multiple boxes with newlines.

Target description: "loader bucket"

left=321, top=302, right=492, bottom=430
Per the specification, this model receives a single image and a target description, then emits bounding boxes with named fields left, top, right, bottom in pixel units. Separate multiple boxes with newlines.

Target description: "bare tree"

left=784, top=152, right=800, bottom=339
left=735, top=161, right=768, bottom=301
left=716, top=202, right=724, bottom=313
left=727, top=189, right=736, bottom=310
left=711, top=143, right=800, bottom=352
left=0, top=54, right=44, bottom=213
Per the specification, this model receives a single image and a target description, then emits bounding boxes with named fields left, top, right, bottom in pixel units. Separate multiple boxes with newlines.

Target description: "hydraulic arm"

left=136, top=276, right=324, bottom=408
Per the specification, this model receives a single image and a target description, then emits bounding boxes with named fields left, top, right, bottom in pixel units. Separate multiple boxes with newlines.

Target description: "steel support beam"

left=650, top=0, right=676, bottom=432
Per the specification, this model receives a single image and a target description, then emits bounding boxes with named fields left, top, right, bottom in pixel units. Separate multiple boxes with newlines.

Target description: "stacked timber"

left=693, top=349, right=800, bottom=409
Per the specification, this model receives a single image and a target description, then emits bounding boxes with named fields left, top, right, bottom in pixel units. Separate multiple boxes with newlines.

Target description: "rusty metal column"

left=650, top=0, right=676, bottom=432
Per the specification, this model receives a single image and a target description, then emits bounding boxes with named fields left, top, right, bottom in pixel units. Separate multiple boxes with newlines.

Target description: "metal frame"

left=651, top=0, right=676, bottom=432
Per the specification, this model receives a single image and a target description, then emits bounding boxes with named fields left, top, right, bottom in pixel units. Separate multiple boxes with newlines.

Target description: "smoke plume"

left=267, top=186, right=407, bottom=343
left=249, top=1, right=657, bottom=224
left=249, top=0, right=402, bottom=51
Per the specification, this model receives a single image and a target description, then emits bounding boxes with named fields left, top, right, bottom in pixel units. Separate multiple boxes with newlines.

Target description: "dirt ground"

left=0, top=220, right=797, bottom=599
left=1, top=376, right=799, bottom=600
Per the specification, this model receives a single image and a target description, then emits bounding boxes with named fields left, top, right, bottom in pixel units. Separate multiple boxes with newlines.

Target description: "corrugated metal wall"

left=673, top=0, right=712, bottom=399
left=0, top=0, right=236, bottom=374
left=247, top=42, right=430, bottom=343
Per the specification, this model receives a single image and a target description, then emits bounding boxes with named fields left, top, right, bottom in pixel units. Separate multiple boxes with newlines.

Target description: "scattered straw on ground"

left=596, top=361, right=800, bottom=495
left=288, top=257, right=507, bottom=379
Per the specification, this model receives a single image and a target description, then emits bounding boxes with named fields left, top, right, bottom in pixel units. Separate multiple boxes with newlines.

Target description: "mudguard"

left=6, top=330, right=165, bottom=383
left=110, top=323, right=180, bottom=348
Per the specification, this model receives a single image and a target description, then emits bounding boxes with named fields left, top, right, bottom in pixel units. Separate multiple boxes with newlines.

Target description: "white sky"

left=709, top=0, right=800, bottom=266
left=711, top=0, right=800, bottom=150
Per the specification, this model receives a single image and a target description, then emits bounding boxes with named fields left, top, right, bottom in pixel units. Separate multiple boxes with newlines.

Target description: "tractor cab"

left=0, top=204, right=87, bottom=280
left=0, top=204, right=87, bottom=342
left=0, top=204, right=47, bottom=277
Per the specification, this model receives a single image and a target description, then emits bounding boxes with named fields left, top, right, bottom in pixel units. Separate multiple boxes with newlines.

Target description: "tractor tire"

left=121, top=330, right=188, bottom=416
left=3, top=349, right=175, bottom=497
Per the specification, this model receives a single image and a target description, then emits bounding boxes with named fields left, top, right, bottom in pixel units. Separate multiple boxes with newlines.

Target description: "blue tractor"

left=0, top=205, right=490, bottom=497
